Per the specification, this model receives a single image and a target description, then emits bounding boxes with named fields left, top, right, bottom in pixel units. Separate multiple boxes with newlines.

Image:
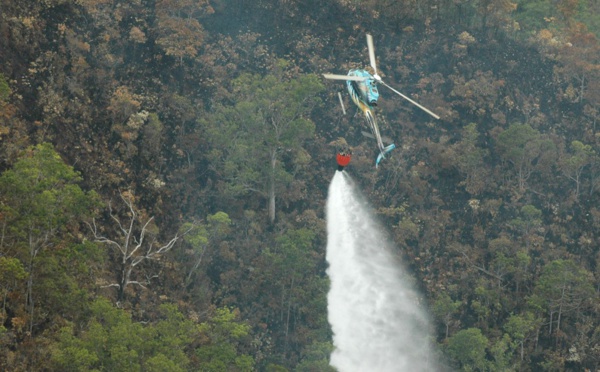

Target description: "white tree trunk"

left=269, top=151, right=277, bottom=223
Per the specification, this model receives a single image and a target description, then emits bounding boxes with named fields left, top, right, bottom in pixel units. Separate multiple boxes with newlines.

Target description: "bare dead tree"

left=87, top=192, right=194, bottom=301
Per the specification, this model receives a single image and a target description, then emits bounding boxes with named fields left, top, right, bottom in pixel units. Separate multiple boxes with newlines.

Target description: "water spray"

left=326, top=172, right=438, bottom=371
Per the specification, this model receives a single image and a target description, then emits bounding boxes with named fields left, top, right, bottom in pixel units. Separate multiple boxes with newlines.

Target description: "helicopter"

left=323, top=34, right=440, bottom=167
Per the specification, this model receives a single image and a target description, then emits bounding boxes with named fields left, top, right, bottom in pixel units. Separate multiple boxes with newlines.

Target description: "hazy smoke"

left=326, top=172, right=438, bottom=371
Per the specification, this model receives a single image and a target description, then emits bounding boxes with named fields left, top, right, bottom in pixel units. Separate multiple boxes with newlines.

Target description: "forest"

left=0, top=0, right=599, bottom=370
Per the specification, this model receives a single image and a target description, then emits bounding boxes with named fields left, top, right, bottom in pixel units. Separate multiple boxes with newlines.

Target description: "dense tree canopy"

left=0, top=0, right=599, bottom=370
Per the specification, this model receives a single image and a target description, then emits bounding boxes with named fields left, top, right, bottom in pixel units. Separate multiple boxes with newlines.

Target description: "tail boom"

left=375, top=143, right=396, bottom=168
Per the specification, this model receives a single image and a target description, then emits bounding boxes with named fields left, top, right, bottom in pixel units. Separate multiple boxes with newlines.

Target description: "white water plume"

left=326, top=171, right=438, bottom=372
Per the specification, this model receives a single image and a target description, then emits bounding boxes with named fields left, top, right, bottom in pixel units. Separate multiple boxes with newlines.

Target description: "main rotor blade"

left=323, top=73, right=368, bottom=81
left=337, top=92, right=346, bottom=115
left=380, top=81, right=440, bottom=119
left=366, top=34, right=378, bottom=77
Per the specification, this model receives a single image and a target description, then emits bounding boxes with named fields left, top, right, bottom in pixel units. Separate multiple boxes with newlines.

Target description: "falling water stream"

left=326, top=171, right=438, bottom=371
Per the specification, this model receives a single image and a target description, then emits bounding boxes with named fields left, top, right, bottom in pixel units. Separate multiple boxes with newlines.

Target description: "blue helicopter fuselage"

left=346, top=69, right=379, bottom=109
left=343, top=69, right=393, bottom=167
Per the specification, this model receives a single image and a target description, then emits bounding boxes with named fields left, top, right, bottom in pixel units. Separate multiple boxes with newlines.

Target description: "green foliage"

left=265, top=364, right=289, bottom=371
left=490, top=244, right=531, bottom=291
left=527, top=260, right=596, bottom=334
left=196, top=307, right=254, bottom=371
left=566, top=140, right=594, bottom=168
left=295, top=341, right=335, bottom=372
left=488, top=333, right=514, bottom=371
left=446, top=328, right=489, bottom=371
left=201, top=68, right=324, bottom=221
left=513, top=0, right=557, bottom=33
left=432, top=292, right=461, bottom=339
left=0, top=143, right=99, bottom=233
left=256, top=227, right=330, bottom=363
left=144, top=354, right=185, bottom=372
left=495, top=123, right=556, bottom=191
left=459, top=123, right=487, bottom=161
left=270, top=228, right=316, bottom=280
left=52, top=298, right=195, bottom=371
left=142, top=303, right=196, bottom=370
left=199, top=307, right=251, bottom=342
left=182, top=222, right=209, bottom=248
left=0, top=257, right=27, bottom=284
left=509, top=204, right=542, bottom=233
left=0, top=257, right=27, bottom=316
left=575, top=2, right=600, bottom=37
left=34, top=252, right=92, bottom=319
left=397, top=216, right=420, bottom=240
left=0, top=143, right=100, bottom=331
left=140, top=113, right=164, bottom=163
left=520, top=204, right=542, bottom=221
left=433, top=294, right=460, bottom=317
left=264, top=228, right=326, bottom=325
left=63, top=241, right=107, bottom=279
left=207, top=211, right=232, bottom=235
left=51, top=298, right=142, bottom=371
left=561, top=140, right=597, bottom=198
left=0, top=73, right=10, bottom=102
left=52, top=328, right=101, bottom=372
left=504, top=312, right=539, bottom=346
left=514, top=0, right=600, bottom=36
left=496, top=123, right=540, bottom=163
left=84, top=298, right=144, bottom=371
left=181, top=212, right=231, bottom=285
